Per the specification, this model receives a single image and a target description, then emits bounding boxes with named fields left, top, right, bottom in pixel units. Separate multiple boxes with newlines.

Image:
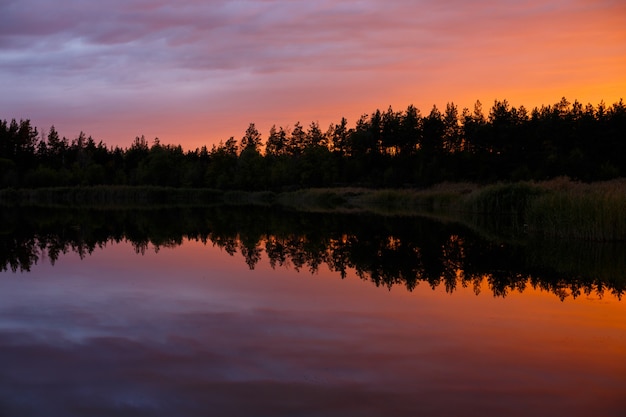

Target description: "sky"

left=1, top=0, right=625, bottom=150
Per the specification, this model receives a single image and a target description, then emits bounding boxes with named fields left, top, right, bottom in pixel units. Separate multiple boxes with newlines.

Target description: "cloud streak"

left=1, top=0, right=624, bottom=148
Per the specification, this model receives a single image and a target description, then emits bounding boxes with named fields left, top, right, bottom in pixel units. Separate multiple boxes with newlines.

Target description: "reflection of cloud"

left=1, top=301, right=622, bottom=417
left=0, top=239, right=625, bottom=416
left=0, top=330, right=402, bottom=417
left=0, top=307, right=426, bottom=416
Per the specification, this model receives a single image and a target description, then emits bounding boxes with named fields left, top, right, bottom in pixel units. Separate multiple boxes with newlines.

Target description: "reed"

left=274, top=184, right=473, bottom=214
left=223, top=190, right=276, bottom=205
left=2, top=178, right=624, bottom=240
left=526, top=178, right=626, bottom=240
left=461, top=182, right=545, bottom=215
left=0, top=186, right=224, bottom=208
left=349, top=179, right=626, bottom=241
left=275, top=188, right=351, bottom=211
left=360, top=184, right=473, bottom=213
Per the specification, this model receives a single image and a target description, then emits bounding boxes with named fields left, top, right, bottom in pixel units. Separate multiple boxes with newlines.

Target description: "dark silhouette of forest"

left=1, top=206, right=624, bottom=300
left=1, top=97, right=624, bottom=189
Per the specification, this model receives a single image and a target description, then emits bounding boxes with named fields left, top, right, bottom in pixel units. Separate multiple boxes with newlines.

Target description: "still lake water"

left=0, top=207, right=624, bottom=416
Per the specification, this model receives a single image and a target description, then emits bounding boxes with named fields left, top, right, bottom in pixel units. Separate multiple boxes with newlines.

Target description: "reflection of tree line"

left=1, top=207, right=624, bottom=300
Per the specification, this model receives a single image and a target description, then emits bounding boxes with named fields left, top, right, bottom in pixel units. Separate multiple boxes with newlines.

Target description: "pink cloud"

left=1, top=0, right=624, bottom=149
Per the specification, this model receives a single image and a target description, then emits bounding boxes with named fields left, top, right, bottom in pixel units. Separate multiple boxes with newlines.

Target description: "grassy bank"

left=525, top=178, right=626, bottom=240
left=272, top=178, right=626, bottom=241
left=1, top=178, right=624, bottom=240
left=458, top=178, right=626, bottom=240
left=0, top=186, right=225, bottom=208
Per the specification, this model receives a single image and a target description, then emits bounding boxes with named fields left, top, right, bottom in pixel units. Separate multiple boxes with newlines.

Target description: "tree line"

left=1, top=97, right=624, bottom=189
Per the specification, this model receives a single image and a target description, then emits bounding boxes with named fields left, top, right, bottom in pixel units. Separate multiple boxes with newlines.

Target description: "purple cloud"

left=1, top=0, right=624, bottom=148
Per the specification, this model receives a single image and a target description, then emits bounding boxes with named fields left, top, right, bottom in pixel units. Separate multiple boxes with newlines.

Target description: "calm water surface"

left=0, top=208, right=624, bottom=416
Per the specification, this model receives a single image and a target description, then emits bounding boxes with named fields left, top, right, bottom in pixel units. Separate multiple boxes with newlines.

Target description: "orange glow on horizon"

left=1, top=0, right=623, bottom=151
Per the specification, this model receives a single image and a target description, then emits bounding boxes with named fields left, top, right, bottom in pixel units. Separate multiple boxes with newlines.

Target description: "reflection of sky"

left=0, top=240, right=624, bottom=417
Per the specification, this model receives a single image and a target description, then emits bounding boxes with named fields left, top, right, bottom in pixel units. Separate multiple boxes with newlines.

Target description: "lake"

left=0, top=207, right=624, bottom=416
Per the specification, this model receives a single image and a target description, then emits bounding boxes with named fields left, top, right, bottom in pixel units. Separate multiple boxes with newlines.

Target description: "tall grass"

left=274, top=184, right=475, bottom=214
left=223, top=190, right=276, bottom=205
left=457, top=178, right=626, bottom=241
left=1, top=178, right=624, bottom=240
left=526, top=178, right=626, bottom=240
left=347, top=178, right=626, bottom=241
left=275, top=188, right=351, bottom=211
left=0, top=186, right=224, bottom=208
left=205, top=180, right=626, bottom=241
left=461, top=182, right=544, bottom=215
left=360, top=185, right=470, bottom=213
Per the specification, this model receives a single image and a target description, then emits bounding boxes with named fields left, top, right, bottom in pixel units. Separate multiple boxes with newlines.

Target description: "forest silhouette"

left=1, top=97, right=624, bottom=189
left=2, top=206, right=624, bottom=300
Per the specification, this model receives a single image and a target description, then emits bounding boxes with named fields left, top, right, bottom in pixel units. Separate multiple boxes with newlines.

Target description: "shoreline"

left=1, top=177, right=625, bottom=241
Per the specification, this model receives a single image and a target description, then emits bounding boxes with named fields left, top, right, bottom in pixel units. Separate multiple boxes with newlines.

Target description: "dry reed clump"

left=223, top=190, right=276, bottom=205
left=361, top=183, right=476, bottom=213
left=461, top=182, right=545, bottom=215
left=526, top=178, right=626, bottom=240
left=275, top=188, right=352, bottom=210
left=361, top=189, right=415, bottom=209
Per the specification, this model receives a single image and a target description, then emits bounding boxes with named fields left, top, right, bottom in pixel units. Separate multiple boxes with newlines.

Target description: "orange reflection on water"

left=1, top=238, right=623, bottom=417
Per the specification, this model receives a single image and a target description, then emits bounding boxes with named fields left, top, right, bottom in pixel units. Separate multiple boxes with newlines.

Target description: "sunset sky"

left=1, top=0, right=625, bottom=150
